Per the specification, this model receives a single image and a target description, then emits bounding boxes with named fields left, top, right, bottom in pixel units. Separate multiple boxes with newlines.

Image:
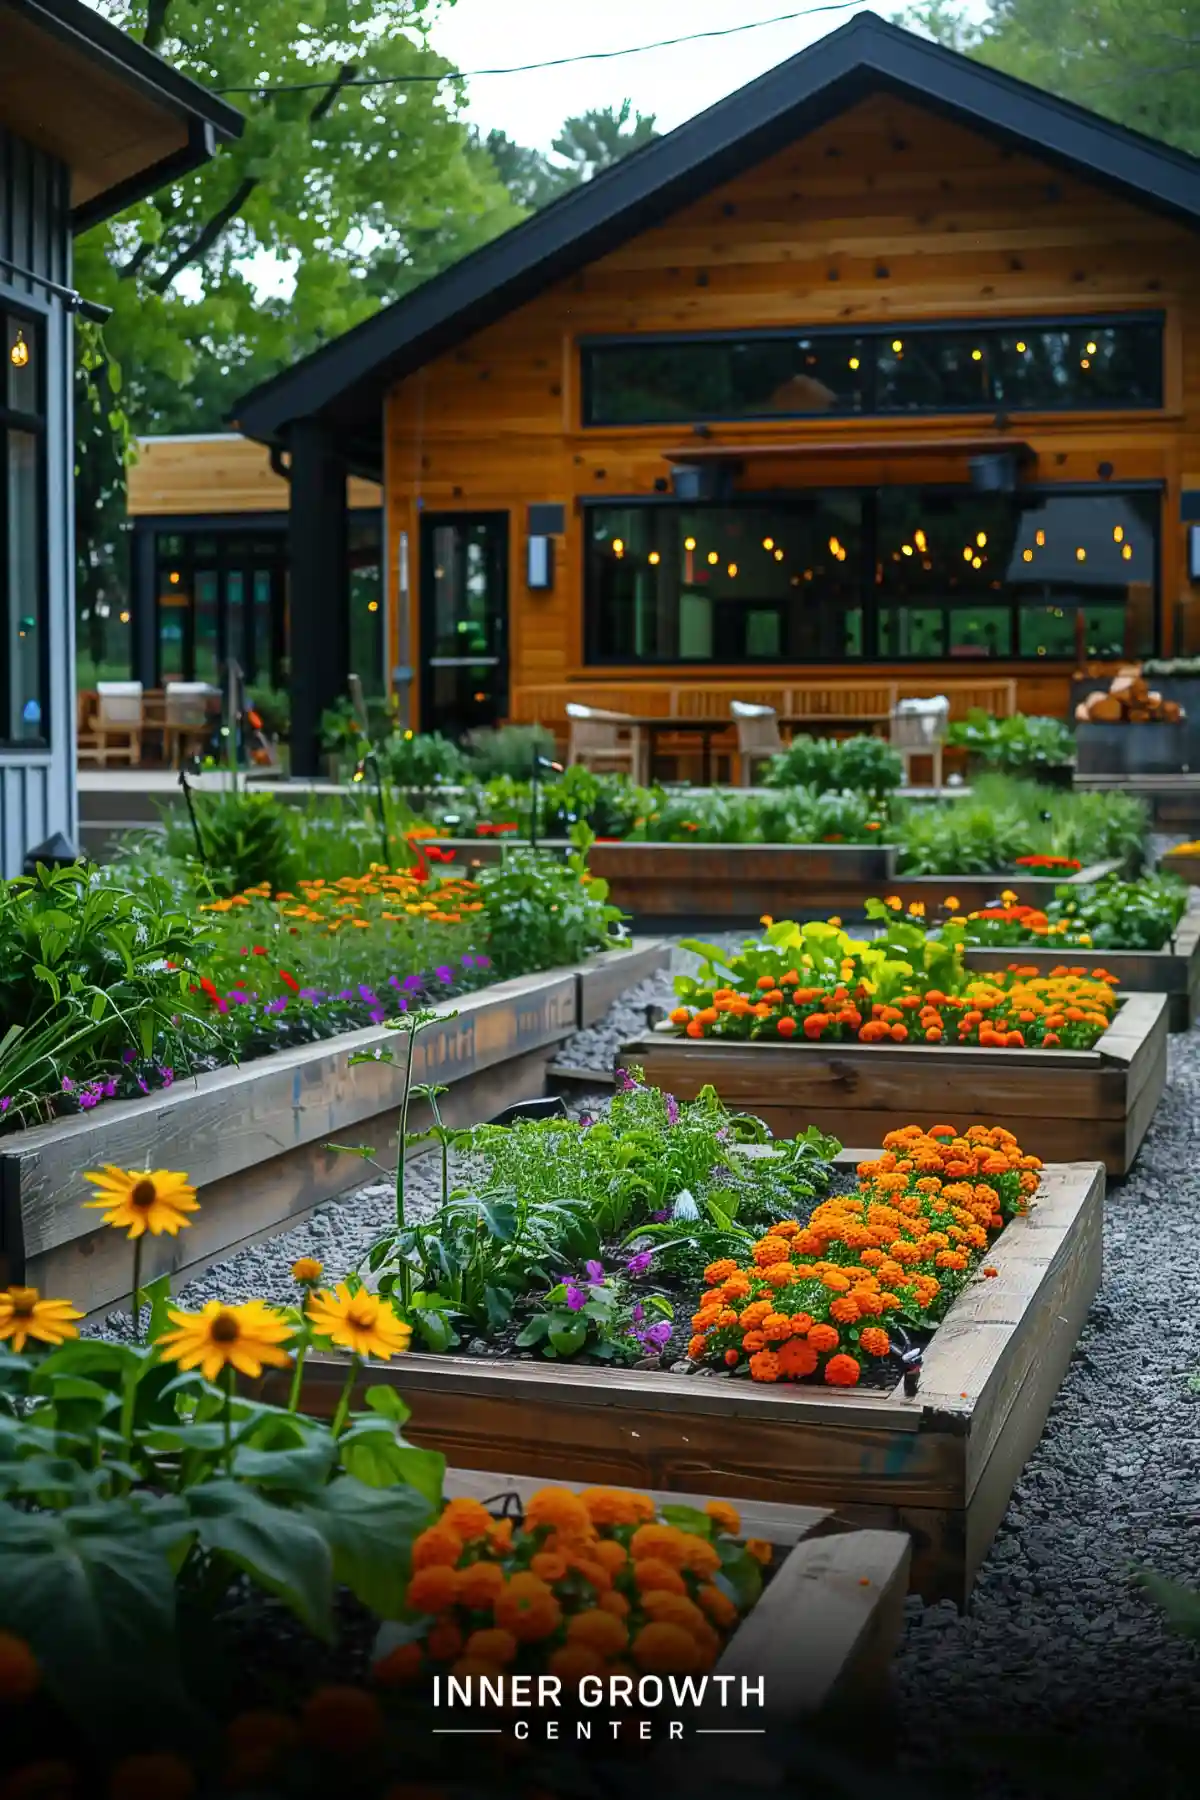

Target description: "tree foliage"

left=476, top=101, right=658, bottom=212
left=907, top=1, right=1200, bottom=154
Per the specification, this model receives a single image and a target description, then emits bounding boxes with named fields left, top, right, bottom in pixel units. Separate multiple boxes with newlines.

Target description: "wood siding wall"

left=0, top=125, right=75, bottom=874
left=126, top=433, right=381, bottom=517
left=383, top=95, right=1200, bottom=726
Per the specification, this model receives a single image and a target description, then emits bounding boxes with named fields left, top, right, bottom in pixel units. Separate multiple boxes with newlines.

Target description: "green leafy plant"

left=946, top=710, right=1076, bottom=775
left=161, top=788, right=298, bottom=894
left=463, top=722, right=558, bottom=780
left=471, top=825, right=625, bottom=976
left=378, top=730, right=467, bottom=788
left=763, top=733, right=903, bottom=798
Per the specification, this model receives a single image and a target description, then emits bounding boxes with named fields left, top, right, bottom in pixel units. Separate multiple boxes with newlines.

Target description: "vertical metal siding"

left=0, top=127, right=75, bottom=875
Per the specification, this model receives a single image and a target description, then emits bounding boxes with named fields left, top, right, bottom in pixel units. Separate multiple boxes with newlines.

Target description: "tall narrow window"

left=1, top=312, right=46, bottom=742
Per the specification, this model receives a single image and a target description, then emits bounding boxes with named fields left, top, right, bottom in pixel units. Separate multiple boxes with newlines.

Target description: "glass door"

left=420, top=513, right=509, bottom=736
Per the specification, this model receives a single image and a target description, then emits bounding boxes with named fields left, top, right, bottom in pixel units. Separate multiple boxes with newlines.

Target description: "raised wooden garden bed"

left=962, top=907, right=1200, bottom=1032
left=443, top=1470, right=910, bottom=1719
left=433, top=838, right=1124, bottom=924
left=620, top=992, right=1166, bottom=1176
left=1161, top=847, right=1200, bottom=886
left=0, top=942, right=665, bottom=1317
left=280, top=1160, right=1102, bottom=1607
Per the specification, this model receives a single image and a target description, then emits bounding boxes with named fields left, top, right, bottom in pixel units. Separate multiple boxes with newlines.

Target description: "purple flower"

left=641, top=1321, right=672, bottom=1351
left=402, top=974, right=423, bottom=993
left=358, top=984, right=378, bottom=1004
left=578, top=1113, right=596, bottom=1130
left=474, top=955, right=491, bottom=970
left=585, top=1259, right=605, bottom=1284
left=434, top=965, right=454, bottom=984
left=299, top=987, right=323, bottom=1003
left=369, top=1007, right=387, bottom=1025
left=264, top=996, right=288, bottom=1016
left=387, top=975, right=402, bottom=988
left=650, top=1210, right=671, bottom=1224
left=631, top=1301, right=645, bottom=1325
left=228, top=990, right=250, bottom=1006
left=77, top=1089, right=101, bottom=1111
left=136, top=1076, right=150, bottom=1095
left=614, top=1068, right=639, bottom=1094
left=665, top=1094, right=680, bottom=1127
left=61, top=1077, right=75, bottom=1093
left=461, top=953, right=476, bottom=968
left=157, top=1067, right=174, bottom=1090
left=121, top=1048, right=137, bottom=1065
left=338, top=988, right=355, bottom=1002
left=99, top=1078, right=118, bottom=1098
left=563, top=1277, right=588, bottom=1313
left=0, top=1097, right=11, bottom=1114
left=625, top=1250, right=653, bottom=1278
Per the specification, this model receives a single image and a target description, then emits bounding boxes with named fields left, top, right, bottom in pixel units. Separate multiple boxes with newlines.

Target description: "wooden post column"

left=288, top=421, right=349, bottom=776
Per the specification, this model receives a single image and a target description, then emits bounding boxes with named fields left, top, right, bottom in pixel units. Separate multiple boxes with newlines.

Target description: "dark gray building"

left=0, top=0, right=240, bottom=871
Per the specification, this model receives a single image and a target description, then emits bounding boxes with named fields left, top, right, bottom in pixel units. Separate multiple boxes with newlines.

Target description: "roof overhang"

left=232, top=10, right=1200, bottom=477
left=0, top=0, right=243, bottom=232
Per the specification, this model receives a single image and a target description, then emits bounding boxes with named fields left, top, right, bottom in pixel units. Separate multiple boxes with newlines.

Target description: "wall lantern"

left=527, top=504, right=564, bottom=591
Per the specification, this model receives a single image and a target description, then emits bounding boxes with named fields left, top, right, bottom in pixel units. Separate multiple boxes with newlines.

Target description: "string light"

left=684, top=536, right=696, bottom=550
left=119, top=610, right=130, bottom=624
left=762, top=537, right=774, bottom=550
left=1122, top=543, right=1133, bottom=561
left=9, top=331, right=29, bottom=369
left=971, top=555, right=983, bottom=570
left=1022, top=548, right=1034, bottom=562
left=914, top=528, right=927, bottom=552
left=1016, top=340, right=1027, bottom=353
left=901, top=543, right=914, bottom=556
left=970, top=348, right=983, bottom=361
left=367, top=599, right=379, bottom=612
left=612, top=537, right=624, bottom=555
left=727, top=562, right=738, bottom=578
left=648, top=550, right=661, bottom=565
left=828, top=536, right=842, bottom=557
left=891, top=339, right=903, bottom=353
left=1035, top=529, right=1046, bottom=546
left=848, top=356, right=860, bottom=370
left=1080, top=357, right=1091, bottom=369
left=707, top=550, right=719, bottom=565
left=962, top=547, right=974, bottom=562
left=1075, top=547, right=1087, bottom=562
left=976, top=531, right=987, bottom=548
left=1113, top=525, right=1124, bottom=543
left=168, top=571, right=180, bottom=585
left=1086, top=340, right=1097, bottom=354
left=773, top=548, right=784, bottom=561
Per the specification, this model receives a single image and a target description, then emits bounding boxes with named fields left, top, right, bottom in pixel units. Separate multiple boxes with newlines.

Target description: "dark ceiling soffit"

left=9, top=0, right=244, bottom=139
left=233, top=11, right=1200, bottom=445
left=70, top=120, right=219, bottom=234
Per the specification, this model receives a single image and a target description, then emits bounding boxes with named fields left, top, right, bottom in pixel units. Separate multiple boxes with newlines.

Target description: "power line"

left=214, top=2, right=870, bottom=96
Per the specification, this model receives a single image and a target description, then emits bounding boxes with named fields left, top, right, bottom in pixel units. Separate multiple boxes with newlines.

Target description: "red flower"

left=251, top=945, right=267, bottom=955
left=279, top=970, right=301, bottom=993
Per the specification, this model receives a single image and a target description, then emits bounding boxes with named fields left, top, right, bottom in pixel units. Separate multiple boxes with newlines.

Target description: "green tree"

left=907, top=2, right=1200, bottom=154
left=74, top=0, right=522, bottom=672
left=478, top=101, right=659, bottom=212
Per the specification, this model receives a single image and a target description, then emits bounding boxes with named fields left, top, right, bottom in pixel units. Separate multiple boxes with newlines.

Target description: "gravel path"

left=93, top=928, right=1200, bottom=1770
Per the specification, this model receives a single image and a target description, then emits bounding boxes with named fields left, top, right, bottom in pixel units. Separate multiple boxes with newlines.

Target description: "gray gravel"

left=93, top=925, right=1200, bottom=1762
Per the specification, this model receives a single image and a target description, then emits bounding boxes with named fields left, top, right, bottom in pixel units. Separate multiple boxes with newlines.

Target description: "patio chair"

left=76, top=689, right=102, bottom=765
left=565, top=702, right=647, bottom=784
left=890, top=696, right=950, bottom=788
left=731, top=700, right=784, bottom=786
left=164, top=681, right=220, bottom=768
left=92, top=681, right=144, bottom=767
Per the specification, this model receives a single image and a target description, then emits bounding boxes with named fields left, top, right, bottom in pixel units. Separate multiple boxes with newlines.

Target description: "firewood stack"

left=1075, top=665, right=1185, bottom=724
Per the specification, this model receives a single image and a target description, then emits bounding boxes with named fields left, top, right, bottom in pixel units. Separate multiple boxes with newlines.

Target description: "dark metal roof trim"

left=7, top=0, right=243, bottom=229
left=232, top=11, right=1200, bottom=450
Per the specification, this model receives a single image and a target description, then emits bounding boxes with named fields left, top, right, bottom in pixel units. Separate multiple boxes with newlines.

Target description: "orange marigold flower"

left=749, top=1349, right=781, bottom=1382
left=807, top=1322, right=839, bottom=1353
left=408, top=1565, right=459, bottom=1614
left=548, top=1643, right=608, bottom=1684
left=456, top=1559, right=506, bottom=1610
left=524, top=1487, right=593, bottom=1542
left=631, top=1623, right=700, bottom=1675
left=859, top=1327, right=891, bottom=1357
left=829, top=1296, right=860, bottom=1324
left=705, top=1500, right=741, bottom=1535
left=599, top=1590, right=631, bottom=1620
left=579, top=1486, right=655, bottom=1528
left=633, top=1557, right=688, bottom=1596
left=441, top=1497, right=494, bottom=1541
left=412, top=1526, right=464, bottom=1571
left=530, top=1552, right=568, bottom=1583
left=698, top=1584, right=739, bottom=1628
left=642, top=1591, right=708, bottom=1634
left=493, top=1573, right=562, bottom=1643
left=824, top=1353, right=862, bottom=1387
left=776, top=1336, right=818, bottom=1378
left=751, top=1236, right=791, bottom=1268
left=703, top=1259, right=739, bottom=1285
left=566, top=1608, right=629, bottom=1657
left=745, top=1539, right=774, bottom=1566
left=427, top=1619, right=465, bottom=1662
left=629, top=1524, right=690, bottom=1567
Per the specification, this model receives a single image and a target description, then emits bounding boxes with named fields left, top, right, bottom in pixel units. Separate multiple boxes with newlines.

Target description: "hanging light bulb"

left=914, top=528, right=927, bottom=552
left=1016, top=340, right=1027, bottom=354
left=848, top=356, right=860, bottom=371
left=962, top=547, right=974, bottom=563
left=9, top=331, right=29, bottom=369
left=828, top=536, right=842, bottom=557
left=707, top=551, right=719, bottom=566
left=891, top=339, right=903, bottom=354
left=727, top=562, right=738, bottom=578
left=901, top=544, right=914, bottom=556
left=773, top=548, right=784, bottom=562
left=1036, top=529, right=1046, bottom=547
left=684, top=536, right=697, bottom=551
left=1113, top=525, right=1124, bottom=543
left=1122, top=543, right=1133, bottom=561
left=971, top=348, right=983, bottom=362
left=1076, top=547, right=1087, bottom=562
left=762, top=537, right=774, bottom=551
left=648, top=551, right=661, bottom=566
left=367, top=600, right=379, bottom=612
left=613, top=538, right=625, bottom=559
left=976, top=531, right=987, bottom=548
left=971, top=555, right=983, bottom=570
left=1022, top=548, right=1034, bottom=563
left=1086, top=340, right=1097, bottom=354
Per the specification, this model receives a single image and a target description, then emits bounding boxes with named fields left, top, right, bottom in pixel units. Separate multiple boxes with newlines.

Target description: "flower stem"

left=286, top=1339, right=308, bottom=1413
left=330, top=1354, right=361, bottom=1439
left=223, top=1367, right=234, bottom=1475
left=130, top=1235, right=143, bottom=1343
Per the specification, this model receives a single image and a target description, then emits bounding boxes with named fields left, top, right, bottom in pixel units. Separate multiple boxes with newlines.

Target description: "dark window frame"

left=0, top=299, right=50, bottom=749
left=580, top=310, right=1166, bottom=427
left=581, top=482, right=1163, bottom=667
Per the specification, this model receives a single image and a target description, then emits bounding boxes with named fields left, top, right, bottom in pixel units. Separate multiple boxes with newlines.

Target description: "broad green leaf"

left=515, top=1315, right=550, bottom=1347
left=548, top=1320, right=587, bottom=1357
left=300, top=1475, right=433, bottom=1618
left=230, top=1441, right=337, bottom=1489
left=715, top=1541, right=764, bottom=1612
left=182, top=1480, right=334, bottom=1639
left=660, top=1503, right=712, bottom=1538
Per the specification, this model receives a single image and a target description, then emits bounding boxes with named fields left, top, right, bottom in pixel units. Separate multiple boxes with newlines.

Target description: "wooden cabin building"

left=234, top=11, right=1200, bottom=774
left=0, top=0, right=239, bottom=868
left=124, top=433, right=383, bottom=695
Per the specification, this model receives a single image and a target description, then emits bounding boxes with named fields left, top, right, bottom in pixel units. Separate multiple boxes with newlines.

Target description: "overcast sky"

left=432, top=1, right=884, bottom=150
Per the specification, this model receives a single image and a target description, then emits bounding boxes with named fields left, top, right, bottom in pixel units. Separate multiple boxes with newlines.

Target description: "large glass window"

left=582, top=314, right=1163, bottom=425
left=587, top=499, right=864, bottom=664
left=1, top=312, right=46, bottom=743
left=584, top=487, right=1159, bottom=666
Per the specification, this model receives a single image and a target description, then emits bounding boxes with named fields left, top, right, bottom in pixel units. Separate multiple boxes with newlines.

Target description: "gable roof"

left=233, top=9, right=1200, bottom=473
left=2, top=0, right=243, bottom=231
